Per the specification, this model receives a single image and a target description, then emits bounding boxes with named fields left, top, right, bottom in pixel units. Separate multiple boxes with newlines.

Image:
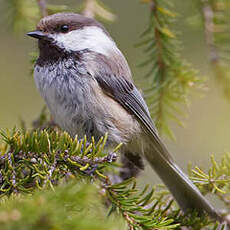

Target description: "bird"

left=27, top=12, right=221, bottom=221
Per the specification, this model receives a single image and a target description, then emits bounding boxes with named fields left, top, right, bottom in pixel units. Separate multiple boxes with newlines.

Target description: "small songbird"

left=27, top=13, right=221, bottom=221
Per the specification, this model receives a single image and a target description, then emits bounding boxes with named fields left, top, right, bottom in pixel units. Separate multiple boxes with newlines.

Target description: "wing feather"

left=95, top=74, right=173, bottom=162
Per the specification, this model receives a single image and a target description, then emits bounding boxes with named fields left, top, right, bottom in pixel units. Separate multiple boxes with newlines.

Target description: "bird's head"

left=27, top=13, right=117, bottom=57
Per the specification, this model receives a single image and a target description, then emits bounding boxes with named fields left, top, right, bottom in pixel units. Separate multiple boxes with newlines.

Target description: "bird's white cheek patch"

left=53, top=26, right=118, bottom=56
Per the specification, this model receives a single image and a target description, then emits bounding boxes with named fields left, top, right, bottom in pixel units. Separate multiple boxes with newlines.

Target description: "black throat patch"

left=36, top=39, right=88, bottom=67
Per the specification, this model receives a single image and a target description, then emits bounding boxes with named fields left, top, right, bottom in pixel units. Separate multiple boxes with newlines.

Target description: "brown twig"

left=82, top=0, right=95, bottom=18
left=200, top=0, right=230, bottom=99
left=68, top=152, right=117, bottom=165
left=150, top=0, right=167, bottom=133
left=201, top=0, right=219, bottom=63
left=37, top=0, right=48, bottom=18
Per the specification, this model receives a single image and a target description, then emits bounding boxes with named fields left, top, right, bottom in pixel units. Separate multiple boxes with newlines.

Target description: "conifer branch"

left=139, top=0, right=201, bottom=139
left=82, top=0, right=116, bottom=22
left=0, top=182, right=121, bottom=230
left=201, top=0, right=219, bottom=63
left=0, top=129, right=229, bottom=229
left=0, top=130, right=120, bottom=197
left=200, top=0, right=230, bottom=99
left=83, top=0, right=96, bottom=18
left=105, top=178, right=180, bottom=230
left=37, top=0, right=48, bottom=18
left=5, top=0, right=40, bottom=32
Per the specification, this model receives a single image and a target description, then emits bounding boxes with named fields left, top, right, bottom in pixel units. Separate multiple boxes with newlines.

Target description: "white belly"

left=34, top=64, right=94, bottom=137
left=34, top=63, right=141, bottom=145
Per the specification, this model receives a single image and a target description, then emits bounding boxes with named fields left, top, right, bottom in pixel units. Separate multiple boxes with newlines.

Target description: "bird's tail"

left=144, top=141, right=222, bottom=222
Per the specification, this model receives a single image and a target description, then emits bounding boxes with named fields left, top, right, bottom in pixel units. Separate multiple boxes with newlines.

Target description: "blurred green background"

left=0, top=0, right=230, bottom=182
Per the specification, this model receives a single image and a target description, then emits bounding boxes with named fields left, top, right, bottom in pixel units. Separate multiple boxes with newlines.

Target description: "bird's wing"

left=95, top=74, right=173, bottom=162
left=95, top=74, right=221, bottom=221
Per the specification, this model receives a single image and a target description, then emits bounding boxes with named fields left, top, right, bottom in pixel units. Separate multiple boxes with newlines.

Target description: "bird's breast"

left=33, top=59, right=142, bottom=146
left=34, top=61, right=96, bottom=137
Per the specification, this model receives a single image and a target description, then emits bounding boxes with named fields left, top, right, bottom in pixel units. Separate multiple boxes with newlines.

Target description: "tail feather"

left=144, top=144, right=222, bottom=221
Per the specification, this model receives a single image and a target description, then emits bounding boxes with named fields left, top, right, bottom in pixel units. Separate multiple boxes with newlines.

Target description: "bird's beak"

left=27, top=31, right=53, bottom=41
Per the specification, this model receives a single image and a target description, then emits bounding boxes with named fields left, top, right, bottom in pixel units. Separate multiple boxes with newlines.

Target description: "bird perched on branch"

left=27, top=13, right=222, bottom=221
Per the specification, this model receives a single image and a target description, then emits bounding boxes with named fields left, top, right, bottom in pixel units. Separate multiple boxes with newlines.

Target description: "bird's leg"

left=120, top=151, right=145, bottom=180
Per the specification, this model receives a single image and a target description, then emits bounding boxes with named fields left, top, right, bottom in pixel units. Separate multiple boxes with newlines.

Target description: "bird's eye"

left=60, top=25, right=69, bottom=33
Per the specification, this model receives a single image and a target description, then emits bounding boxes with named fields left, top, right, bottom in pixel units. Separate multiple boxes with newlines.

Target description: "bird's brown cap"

left=37, top=13, right=109, bottom=35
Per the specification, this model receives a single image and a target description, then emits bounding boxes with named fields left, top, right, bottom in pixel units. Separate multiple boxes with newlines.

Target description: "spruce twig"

left=82, top=0, right=96, bottom=18
left=82, top=0, right=116, bottom=22
left=199, top=0, right=230, bottom=100
left=201, top=0, right=219, bottom=63
left=0, top=129, right=229, bottom=229
left=139, top=0, right=201, bottom=139
left=0, top=130, right=120, bottom=196
left=37, top=0, right=48, bottom=17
